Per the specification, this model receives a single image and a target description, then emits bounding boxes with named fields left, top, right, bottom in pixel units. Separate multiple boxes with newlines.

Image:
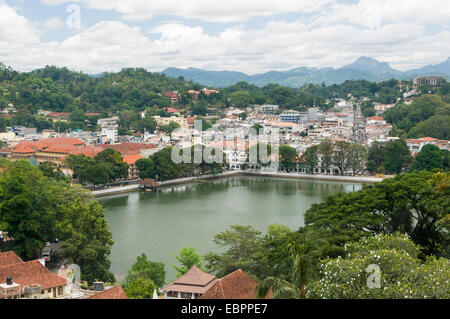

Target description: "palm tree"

left=255, top=231, right=326, bottom=299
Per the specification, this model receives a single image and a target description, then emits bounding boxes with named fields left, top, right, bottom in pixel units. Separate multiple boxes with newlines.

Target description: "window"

left=58, top=287, right=64, bottom=296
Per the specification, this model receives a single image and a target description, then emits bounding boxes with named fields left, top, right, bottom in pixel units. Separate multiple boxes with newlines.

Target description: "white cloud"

left=41, top=0, right=334, bottom=22
left=43, top=17, right=65, bottom=30
left=0, top=1, right=448, bottom=74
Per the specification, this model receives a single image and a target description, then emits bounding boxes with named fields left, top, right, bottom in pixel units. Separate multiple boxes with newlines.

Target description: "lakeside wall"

left=92, top=171, right=385, bottom=197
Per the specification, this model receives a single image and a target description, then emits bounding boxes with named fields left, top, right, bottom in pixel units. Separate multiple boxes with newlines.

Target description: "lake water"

left=98, top=176, right=362, bottom=283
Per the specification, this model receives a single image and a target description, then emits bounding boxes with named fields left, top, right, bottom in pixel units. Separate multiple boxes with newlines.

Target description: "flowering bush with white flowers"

left=307, top=233, right=450, bottom=299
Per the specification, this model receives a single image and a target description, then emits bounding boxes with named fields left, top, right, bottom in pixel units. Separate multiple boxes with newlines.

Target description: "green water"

left=98, top=176, right=362, bottom=283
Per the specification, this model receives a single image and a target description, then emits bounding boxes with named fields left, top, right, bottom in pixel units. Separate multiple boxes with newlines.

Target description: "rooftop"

left=162, top=266, right=217, bottom=295
left=86, top=286, right=128, bottom=299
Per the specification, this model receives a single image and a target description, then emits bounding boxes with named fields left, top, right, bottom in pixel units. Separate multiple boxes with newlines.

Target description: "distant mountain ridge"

left=162, top=57, right=450, bottom=88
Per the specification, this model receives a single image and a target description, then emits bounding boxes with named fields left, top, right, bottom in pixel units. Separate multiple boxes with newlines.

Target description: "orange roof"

left=166, top=107, right=180, bottom=113
left=368, top=116, right=385, bottom=121
left=70, top=146, right=105, bottom=158
left=44, top=144, right=79, bottom=154
left=100, top=143, right=156, bottom=156
left=0, top=251, right=23, bottom=267
left=0, top=252, right=66, bottom=291
left=201, top=269, right=271, bottom=299
left=419, top=137, right=437, bottom=141
left=187, top=116, right=196, bottom=125
left=123, top=154, right=142, bottom=165
left=86, top=286, right=128, bottom=299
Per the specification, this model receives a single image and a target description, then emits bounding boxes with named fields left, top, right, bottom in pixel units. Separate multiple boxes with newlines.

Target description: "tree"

left=318, top=140, right=334, bottom=175
left=38, top=161, right=66, bottom=181
left=229, top=91, right=253, bottom=107
left=158, top=121, right=180, bottom=134
left=204, top=225, right=262, bottom=278
left=307, top=233, right=450, bottom=299
left=172, top=247, right=204, bottom=277
left=410, top=144, right=445, bottom=172
left=299, top=146, right=318, bottom=174
left=123, top=278, right=157, bottom=299
left=136, top=158, right=156, bottom=179
left=256, top=231, right=326, bottom=299
left=347, top=143, right=367, bottom=175
left=58, top=200, right=115, bottom=284
left=305, top=171, right=449, bottom=257
left=122, top=253, right=166, bottom=289
left=279, top=145, right=298, bottom=171
left=367, top=142, right=386, bottom=174
left=95, top=149, right=129, bottom=181
left=383, top=139, right=412, bottom=175
left=332, top=141, right=351, bottom=175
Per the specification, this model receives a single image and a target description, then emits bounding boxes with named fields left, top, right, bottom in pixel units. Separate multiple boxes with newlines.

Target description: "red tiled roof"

left=368, top=116, right=385, bottom=121
left=165, top=91, right=179, bottom=98
left=166, top=107, right=180, bottom=113
left=201, top=269, right=271, bottom=300
left=100, top=143, right=156, bottom=156
left=44, top=144, right=79, bottom=154
left=0, top=253, right=66, bottom=291
left=0, top=251, right=23, bottom=267
left=162, top=266, right=218, bottom=295
left=85, top=113, right=102, bottom=117
left=187, top=117, right=196, bottom=125
left=419, top=137, right=437, bottom=141
left=123, top=154, right=142, bottom=165
left=70, top=145, right=105, bottom=158
left=86, top=286, right=128, bottom=299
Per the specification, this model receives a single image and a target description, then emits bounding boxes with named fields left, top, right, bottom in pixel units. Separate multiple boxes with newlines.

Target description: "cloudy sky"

left=1, top=0, right=449, bottom=74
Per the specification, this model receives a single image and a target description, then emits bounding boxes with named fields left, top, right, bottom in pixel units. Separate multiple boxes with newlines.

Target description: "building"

left=259, top=105, right=279, bottom=115
left=98, top=117, right=119, bottom=144
left=0, top=251, right=67, bottom=299
left=200, top=269, right=271, bottom=299
left=405, top=137, right=438, bottom=154
left=280, top=110, right=301, bottom=124
left=413, top=76, right=445, bottom=90
left=86, top=286, right=128, bottom=299
left=123, top=154, right=143, bottom=180
left=154, top=116, right=189, bottom=130
left=10, top=137, right=86, bottom=164
left=162, top=266, right=218, bottom=299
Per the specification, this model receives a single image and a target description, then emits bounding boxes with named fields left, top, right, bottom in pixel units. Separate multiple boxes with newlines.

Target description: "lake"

left=98, top=176, right=363, bottom=283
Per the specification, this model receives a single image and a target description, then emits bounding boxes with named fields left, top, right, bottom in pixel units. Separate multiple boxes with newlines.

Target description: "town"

left=0, top=68, right=449, bottom=299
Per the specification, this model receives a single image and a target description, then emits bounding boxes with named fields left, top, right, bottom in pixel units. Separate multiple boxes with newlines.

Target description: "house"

left=86, top=286, right=128, bottom=299
left=162, top=266, right=218, bottom=299
left=200, top=269, right=271, bottom=299
left=123, top=154, right=143, bottom=180
left=0, top=251, right=67, bottom=299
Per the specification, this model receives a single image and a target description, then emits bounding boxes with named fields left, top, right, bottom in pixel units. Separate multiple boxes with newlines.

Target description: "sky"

left=0, top=0, right=449, bottom=74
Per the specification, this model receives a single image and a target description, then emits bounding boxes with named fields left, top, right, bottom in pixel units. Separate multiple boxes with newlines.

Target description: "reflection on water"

left=98, top=176, right=362, bottom=283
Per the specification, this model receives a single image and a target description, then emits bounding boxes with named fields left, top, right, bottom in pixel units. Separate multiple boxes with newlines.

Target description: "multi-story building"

left=98, top=117, right=119, bottom=144
left=413, top=76, right=445, bottom=90
left=280, top=110, right=301, bottom=124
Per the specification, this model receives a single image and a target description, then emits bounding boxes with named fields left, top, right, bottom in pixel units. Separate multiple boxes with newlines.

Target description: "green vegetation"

left=122, top=253, right=166, bottom=289
left=172, top=247, right=204, bottom=277
left=308, top=233, right=450, bottom=299
left=136, top=146, right=224, bottom=181
left=64, top=149, right=129, bottom=186
left=384, top=94, right=450, bottom=139
left=0, top=159, right=114, bottom=283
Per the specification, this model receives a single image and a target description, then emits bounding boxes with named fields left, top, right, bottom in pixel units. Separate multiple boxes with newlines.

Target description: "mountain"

left=162, top=57, right=450, bottom=88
